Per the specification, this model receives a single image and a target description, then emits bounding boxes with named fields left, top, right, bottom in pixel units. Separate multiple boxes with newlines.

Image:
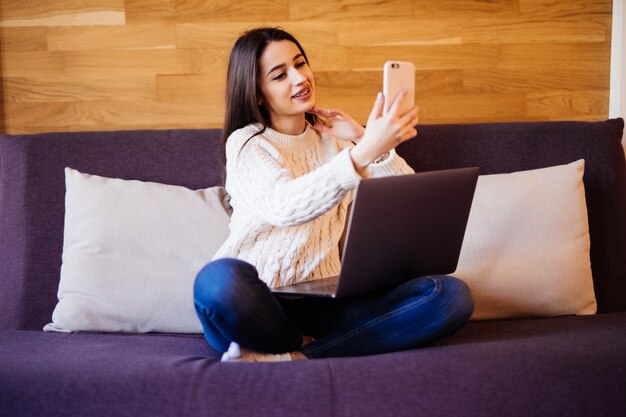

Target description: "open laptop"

left=271, top=166, right=480, bottom=298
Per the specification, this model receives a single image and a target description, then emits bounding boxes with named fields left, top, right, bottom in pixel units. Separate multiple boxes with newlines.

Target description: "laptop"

left=271, top=166, right=480, bottom=298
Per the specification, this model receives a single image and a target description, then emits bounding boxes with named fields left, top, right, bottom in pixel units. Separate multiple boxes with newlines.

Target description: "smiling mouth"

left=292, top=87, right=311, bottom=99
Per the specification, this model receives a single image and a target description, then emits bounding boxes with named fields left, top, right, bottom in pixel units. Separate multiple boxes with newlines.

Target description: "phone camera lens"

left=392, top=63, right=399, bottom=69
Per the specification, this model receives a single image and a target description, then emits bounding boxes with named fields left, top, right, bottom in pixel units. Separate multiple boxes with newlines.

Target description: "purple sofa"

left=1, top=119, right=625, bottom=417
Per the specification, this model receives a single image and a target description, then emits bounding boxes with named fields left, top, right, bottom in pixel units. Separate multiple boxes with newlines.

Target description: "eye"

left=272, top=73, right=286, bottom=81
left=296, top=61, right=307, bottom=68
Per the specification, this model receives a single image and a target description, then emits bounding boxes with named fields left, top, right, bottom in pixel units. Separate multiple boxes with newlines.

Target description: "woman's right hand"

left=350, top=90, right=419, bottom=170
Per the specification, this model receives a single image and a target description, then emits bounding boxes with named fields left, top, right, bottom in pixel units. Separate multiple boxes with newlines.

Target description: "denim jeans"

left=193, top=258, right=474, bottom=359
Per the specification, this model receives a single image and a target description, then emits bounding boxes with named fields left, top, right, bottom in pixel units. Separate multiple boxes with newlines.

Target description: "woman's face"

left=257, top=40, right=315, bottom=128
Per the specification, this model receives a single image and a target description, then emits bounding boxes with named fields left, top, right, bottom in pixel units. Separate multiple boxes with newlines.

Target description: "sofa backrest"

left=0, top=129, right=224, bottom=330
left=1, top=119, right=624, bottom=330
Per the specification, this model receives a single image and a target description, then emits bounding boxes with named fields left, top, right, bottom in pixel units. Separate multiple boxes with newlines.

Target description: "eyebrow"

left=266, top=54, right=304, bottom=77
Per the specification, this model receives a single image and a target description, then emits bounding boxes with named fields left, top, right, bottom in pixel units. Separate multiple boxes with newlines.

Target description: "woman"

left=194, top=27, right=473, bottom=362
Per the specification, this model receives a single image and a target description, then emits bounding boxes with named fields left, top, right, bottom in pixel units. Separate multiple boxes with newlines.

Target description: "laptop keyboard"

left=273, top=276, right=340, bottom=295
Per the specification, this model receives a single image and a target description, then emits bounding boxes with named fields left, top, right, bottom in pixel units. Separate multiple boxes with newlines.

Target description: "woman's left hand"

left=308, top=107, right=365, bottom=142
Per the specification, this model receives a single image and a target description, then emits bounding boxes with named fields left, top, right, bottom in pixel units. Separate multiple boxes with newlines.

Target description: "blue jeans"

left=193, top=258, right=474, bottom=359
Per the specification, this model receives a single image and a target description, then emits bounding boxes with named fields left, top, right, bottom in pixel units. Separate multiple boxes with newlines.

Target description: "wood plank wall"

left=0, top=0, right=613, bottom=134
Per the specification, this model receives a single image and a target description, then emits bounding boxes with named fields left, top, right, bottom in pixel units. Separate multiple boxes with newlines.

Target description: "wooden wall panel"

left=62, top=50, right=194, bottom=76
left=289, top=0, right=413, bottom=21
left=0, top=0, right=125, bottom=27
left=46, top=25, right=177, bottom=50
left=0, top=0, right=614, bottom=134
left=124, top=0, right=289, bottom=23
left=0, top=27, right=47, bottom=52
left=4, top=75, right=155, bottom=103
left=1, top=52, right=65, bottom=76
left=0, top=0, right=125, bottom=20
left=518, top=0, right=612, bottom=19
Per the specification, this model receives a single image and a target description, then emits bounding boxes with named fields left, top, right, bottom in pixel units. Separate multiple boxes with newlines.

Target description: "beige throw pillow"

left=44, top=168, right=231, bottom=333
left=454, top=159, right=597, bottom=320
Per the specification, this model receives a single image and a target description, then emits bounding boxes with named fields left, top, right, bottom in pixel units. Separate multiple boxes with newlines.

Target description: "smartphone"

left=383, top=61, right=415, bottom=116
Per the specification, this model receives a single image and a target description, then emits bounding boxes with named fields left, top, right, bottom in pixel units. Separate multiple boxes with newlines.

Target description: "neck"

left=270, top=114, right=307, bottom=135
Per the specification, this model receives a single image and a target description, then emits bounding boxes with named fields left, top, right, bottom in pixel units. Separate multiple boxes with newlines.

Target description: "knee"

left=429, top=275, right=474, bottom=323
left=193, top=258, right=257, bottom=308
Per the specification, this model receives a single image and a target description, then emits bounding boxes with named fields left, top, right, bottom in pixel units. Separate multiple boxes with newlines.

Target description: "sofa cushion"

left=44, top=168, right=231, bottom=333
left=398, top=118, right=626, bottom=313
left=456, top=159, right=596, bottom=320
left=2, top=313, right=626, bottom=417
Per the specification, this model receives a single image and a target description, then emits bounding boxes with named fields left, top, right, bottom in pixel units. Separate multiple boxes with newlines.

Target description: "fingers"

left=397, top=106, right=419, bottom=127
left=386, top=88, right=408, bottom=118
left=400, top=117, right=419, bottom=142
left=307, top=107, right=328, bottom=117
left=409, top=106, right=419, bottom=124
left=387, top=108, right=417, bottom=143
left=368, top=92, right=384, bottom=124
left=309, top=107, right=346, bottom=120
left=401, top=127, right=418, bottom=141
left=395, top=107, right=419, bottom=143
left=311, top=121, right=332, bottom=134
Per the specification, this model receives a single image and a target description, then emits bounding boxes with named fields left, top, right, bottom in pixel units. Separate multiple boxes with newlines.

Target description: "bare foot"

left=289, top=335, right=314, bottom=360
left=289, top=351, right=308, bottom=360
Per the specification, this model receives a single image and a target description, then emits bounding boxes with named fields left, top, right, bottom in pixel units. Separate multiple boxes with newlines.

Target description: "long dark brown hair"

left=221, top=27, right=321, bottom=168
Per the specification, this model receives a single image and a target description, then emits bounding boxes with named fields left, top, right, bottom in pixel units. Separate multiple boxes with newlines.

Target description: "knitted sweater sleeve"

left=335, top=138, right=415, bottom=177
left=227, top=132, right=362, bottom=228
left=368, top=148, right=415, bottom=177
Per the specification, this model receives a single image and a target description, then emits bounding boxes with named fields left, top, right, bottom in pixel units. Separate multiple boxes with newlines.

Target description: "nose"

left=288, top=67, right=306, bottom=85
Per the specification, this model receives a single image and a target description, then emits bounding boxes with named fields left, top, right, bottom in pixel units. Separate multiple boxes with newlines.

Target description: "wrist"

left=371, top=151, right=390, bottom=164
left=353, top=126, right=365, bottom=143
left=349, top=133, right=364, bottom=145
left=349, top=147, right=371, bottom=171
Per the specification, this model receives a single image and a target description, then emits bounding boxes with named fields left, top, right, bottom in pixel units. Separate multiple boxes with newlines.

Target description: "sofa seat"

left=3, top=313, right=625, bottom=417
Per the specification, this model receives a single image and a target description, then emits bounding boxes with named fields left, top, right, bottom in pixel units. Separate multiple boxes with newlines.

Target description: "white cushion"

left=44, top=168, right=231, bottom=333
left=454, top=159, right=597, bottom=320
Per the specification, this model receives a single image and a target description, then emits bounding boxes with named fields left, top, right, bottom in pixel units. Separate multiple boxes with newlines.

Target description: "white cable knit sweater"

left=212, top=122, right=415, bottom=288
